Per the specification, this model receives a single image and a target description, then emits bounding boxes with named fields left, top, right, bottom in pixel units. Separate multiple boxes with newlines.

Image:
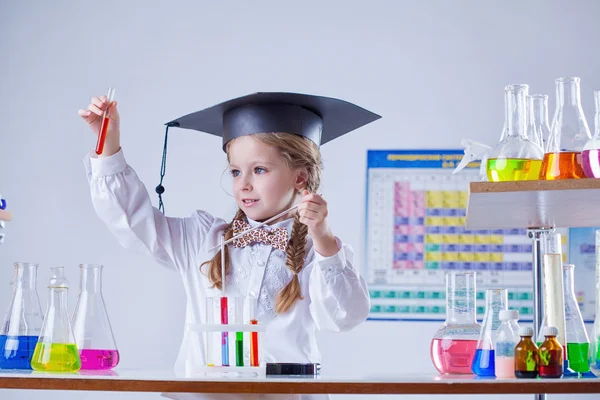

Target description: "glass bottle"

left=494, top=309, right=520, bottom=378
left=540, top=77, right=592, bottom=180
left=526, top=94, right=551, bottom=151
left=515, top=326, right=539, bottom=378
left=591, top=230, right=600, bottom=375
left=582, top=90, right=600, bottom=178
left=72, top=264, right=119, bottom=370
left=486, top=84, right=544, bottom=182
left=562, top=264, right=590, bottom=373
left=31, top=267, right=81, bottom=372
left=0, top=262, right=44, bottom=369
left=472, top=288, right=508, bottom=376
left=539, top=326, right=563, bottom=378
left=430, top=272, right=481, bottom=374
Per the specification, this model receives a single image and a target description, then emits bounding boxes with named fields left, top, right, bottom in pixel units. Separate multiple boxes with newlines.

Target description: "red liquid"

left=79, top=349, right=120, bottom=370
left=250, top=319, right=259, bottom=367
left=430, top=339, right=477, bottom=374
left=539, top=349, right=563, bottom=378
left=95, top=115, right=110, bottom=155
left=582, top=149, right=600, bottom=178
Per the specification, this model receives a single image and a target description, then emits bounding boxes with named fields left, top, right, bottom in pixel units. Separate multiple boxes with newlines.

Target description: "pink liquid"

left=582, top=149, right=600, bottom=178
left=430, top=339, right=477, bottom=374
left=495, top=356, right=515, bottom=378
left=79, top=349, right=120, bottom=370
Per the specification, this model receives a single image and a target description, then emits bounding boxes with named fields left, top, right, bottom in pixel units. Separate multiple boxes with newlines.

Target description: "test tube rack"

left=187, top=322, right=266, bottom=377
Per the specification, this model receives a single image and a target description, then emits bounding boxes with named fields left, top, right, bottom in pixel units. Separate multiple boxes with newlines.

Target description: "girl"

left=78, top=92, right=379, bottom=400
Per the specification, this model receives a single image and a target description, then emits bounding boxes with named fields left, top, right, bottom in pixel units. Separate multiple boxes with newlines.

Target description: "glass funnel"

left=0, top=262, right=44, bottom=369
left=562, top=264, right=590, bottom=373
left=582, top=90, right=600, bottom=178
left=471, top=288, right=508, bottom=376
left=72, top=264, right=119, bottom=370
left=31, top=267, right=81, bottom=372
left=430, top=272, right=481, bottom=374
left=486, top=84, right=544, bottom=182
left=540, top=77, right=592, bottom=180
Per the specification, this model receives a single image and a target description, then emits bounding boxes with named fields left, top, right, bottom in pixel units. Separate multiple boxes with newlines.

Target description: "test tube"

left=542, top=233, right=567, bottom=348
left=219, top=235, right=229, bottom=366
left=235, top=297, right=244, bottom=366
left=205, top=297, right=215, bottom=366
left=249, top=300, right=259, bottom=367
left=95, top=87, right=115, bottom=155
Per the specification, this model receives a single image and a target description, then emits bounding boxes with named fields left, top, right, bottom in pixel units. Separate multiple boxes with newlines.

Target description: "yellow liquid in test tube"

left=31, top=343, right=81, bottom=372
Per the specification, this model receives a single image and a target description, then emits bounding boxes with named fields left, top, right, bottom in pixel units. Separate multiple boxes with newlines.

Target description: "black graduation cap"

left=155, top=92, right=381, bottom=213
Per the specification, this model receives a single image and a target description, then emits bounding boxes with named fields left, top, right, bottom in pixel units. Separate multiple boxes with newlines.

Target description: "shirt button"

left=249, top=291, right=257, bottom=297
left=257, top=261, right=265, bottom=267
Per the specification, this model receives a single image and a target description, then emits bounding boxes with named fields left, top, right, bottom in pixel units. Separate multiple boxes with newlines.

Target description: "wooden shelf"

left=465, top=179, right=600, bottom=230
left=0, top=370, right=599, bottom=394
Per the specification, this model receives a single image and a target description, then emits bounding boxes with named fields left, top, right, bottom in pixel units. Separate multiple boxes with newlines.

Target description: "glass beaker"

left=0, top=262, right=44, bottom=369
left=430, top=272, right=481, bottom=375
left=540, top=77, right=592, bottom=180
left=494, top=309, right=520, bottom=378
left=526, top=94, right=552, bottom=151
left=472, top=288, right=508, bottom=376
left=31, top=267, right=81, bottom=372
left=582, top=90, right=600, bottom=178
left=72, top=264, right=119, bottom=370
left=486, top=84, right=544, bottom=182
left=562, top=264, right=590, bottom=373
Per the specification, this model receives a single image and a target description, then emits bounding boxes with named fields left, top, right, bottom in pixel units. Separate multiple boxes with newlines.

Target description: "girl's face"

left=228, top=135, right=305, bottom=222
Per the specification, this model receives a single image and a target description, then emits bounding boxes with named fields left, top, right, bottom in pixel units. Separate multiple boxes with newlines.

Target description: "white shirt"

left=83, top=149, right=371, bottom=400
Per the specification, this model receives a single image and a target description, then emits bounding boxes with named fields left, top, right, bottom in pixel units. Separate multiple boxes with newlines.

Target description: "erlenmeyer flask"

left=582, top=90, right=600, bottom=178
left=562, top=264, right=590, bottom=373
left=72, top=264, right=119, bottom=370
left=472, top=288, right=508, bottom=376
left=526, top=94, right=552, bottom=151
left=486, top=84, right=544, bottom=182
left=31, top=267, right=81, bottom=372
left=0, top=262, right=44, bottom=369
left=540, top=77, right=592, bottom=180
left=430, top=272, right=481, bottom=374
left=591, top=231, right=600, bottom=375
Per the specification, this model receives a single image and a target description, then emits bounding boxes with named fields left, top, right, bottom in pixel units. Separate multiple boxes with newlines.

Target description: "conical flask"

left=540, top=77, right=592, bottom=180
left=471, top=288, right=508, bottom=376
left=591, top=230, right=600, bottom=375
left=72, top=264, right=119, bottom=370
left=486, top=84, right=544, bottom=182
left=0, top=262, right=44, bottom=369
left=582, top=90, right=600, bottom=178
left=526, top=94, right=552, bottom=151
left=31, top=267, right=81, bottom=372
left=562, top=264, right=590, bottom=373
left=430, top=272, right=481, bottom=374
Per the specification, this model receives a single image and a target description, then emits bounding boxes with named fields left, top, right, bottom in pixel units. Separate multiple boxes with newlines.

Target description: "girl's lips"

left=242, top=199, right=259, bottom=207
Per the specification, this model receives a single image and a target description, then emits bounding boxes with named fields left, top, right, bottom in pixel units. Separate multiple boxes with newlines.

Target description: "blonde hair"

left=201, top=132, right=322, bottom=314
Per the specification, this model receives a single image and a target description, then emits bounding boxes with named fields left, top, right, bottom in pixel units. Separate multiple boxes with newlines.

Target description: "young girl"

left=78, top=92, right=380, bottom=400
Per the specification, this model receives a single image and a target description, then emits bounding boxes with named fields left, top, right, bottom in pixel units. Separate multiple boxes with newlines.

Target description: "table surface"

left=1, top=369, right=599, bottom=394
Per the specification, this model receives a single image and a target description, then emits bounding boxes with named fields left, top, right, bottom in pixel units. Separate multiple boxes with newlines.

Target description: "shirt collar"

left=245, top=215, right=295, bottom=237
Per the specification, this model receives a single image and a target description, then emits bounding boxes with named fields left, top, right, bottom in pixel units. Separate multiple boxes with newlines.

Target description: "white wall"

left=1, top=0, right=600, bottom=399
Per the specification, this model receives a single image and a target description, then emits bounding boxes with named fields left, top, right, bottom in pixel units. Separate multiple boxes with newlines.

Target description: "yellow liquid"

left=486, top=158, right=543, bottom=182
left=31, top=343, right=81, bottom=372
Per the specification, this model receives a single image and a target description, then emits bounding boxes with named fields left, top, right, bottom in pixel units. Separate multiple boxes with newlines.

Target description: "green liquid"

left=595, top=338, right=600, bottom=369
left=236, top=332, right=244, bottom=367
left=31, top=343, right=81, bottom=372
left=486, top=158, right=543, bottom=182
left=566, top=342, right=590, bottom=373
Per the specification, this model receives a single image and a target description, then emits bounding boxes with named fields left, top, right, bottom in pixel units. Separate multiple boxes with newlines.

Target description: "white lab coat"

left=83, top=149, right=371, bottom=400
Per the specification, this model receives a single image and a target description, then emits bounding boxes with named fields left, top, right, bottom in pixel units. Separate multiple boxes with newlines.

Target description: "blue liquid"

left=472, top=349, right=495, bottom=376
left=0, top=335, right=39, bottom=369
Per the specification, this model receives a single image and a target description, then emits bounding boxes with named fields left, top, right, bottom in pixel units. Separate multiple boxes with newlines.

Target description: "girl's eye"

left=254, top=167, right=267, bottom=174
left=230, top=169, right=240, bottom=177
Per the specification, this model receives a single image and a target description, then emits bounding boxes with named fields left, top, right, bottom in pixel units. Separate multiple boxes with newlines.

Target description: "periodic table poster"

left=364, top=149, right=595, bottom=323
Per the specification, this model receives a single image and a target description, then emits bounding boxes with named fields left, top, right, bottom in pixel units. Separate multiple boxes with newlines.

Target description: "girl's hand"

left=298, top=190, right=339, bottom=257
left=78, top=95, right=121, bottom=157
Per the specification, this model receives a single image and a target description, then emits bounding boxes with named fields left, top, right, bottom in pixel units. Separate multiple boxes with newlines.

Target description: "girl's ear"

left=294, top=169, right=308, bottom=192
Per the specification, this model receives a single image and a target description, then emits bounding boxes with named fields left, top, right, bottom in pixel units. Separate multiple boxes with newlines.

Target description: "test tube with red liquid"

left=95, top=87, right=115, bottom=155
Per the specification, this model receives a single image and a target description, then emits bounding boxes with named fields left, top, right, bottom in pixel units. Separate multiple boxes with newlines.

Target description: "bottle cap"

left=499, top=309, right=519, bottom=321
left=519, top=326, right=533, bottom=337
left=543, top=326, right=559, bottom=337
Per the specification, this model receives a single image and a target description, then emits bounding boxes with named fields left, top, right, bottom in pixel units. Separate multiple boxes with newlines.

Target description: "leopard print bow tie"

left=231, top=220, right=289, bottom=251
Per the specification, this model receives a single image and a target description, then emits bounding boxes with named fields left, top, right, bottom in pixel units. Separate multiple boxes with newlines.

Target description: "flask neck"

left=529, top=96, right=550, bottom=126
left=48, top=287, right=69, bottom=312
left=594, top=90, right=600, bottom=137
left=563, top=265, right=576, bottom=298
left=80, top=265, right=103, bottom=293
left=556, top=78, right=582, bottom=108
left=505, top=86, right=528, bottom=138
left=14, top=263, right=38, bottom=291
